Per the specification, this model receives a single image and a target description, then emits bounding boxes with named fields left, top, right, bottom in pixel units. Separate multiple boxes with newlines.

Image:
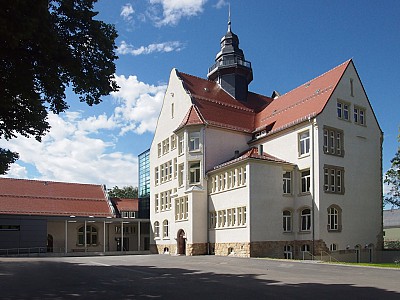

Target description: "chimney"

left=258, top=144, right=264, bottom=155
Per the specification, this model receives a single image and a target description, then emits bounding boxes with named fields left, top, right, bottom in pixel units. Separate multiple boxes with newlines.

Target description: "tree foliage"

left=0, top=0, right=118, bottom=174
left=384, top=132, right=400, bottom=207
left=108, top=186, right=138, bottom=199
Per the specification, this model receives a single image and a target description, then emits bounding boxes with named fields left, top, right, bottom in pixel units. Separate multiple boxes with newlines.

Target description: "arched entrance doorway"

left=47, top=234, right=53, bottom=252
left=177, top=229, right=186, bottom=255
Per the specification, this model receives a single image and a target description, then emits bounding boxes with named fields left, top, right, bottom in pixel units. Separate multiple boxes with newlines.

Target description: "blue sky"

left=1, top=0, right=399, bottom=190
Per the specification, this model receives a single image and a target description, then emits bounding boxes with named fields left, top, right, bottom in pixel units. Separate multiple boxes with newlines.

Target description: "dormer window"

left=121, top=211, right=136, bottom=218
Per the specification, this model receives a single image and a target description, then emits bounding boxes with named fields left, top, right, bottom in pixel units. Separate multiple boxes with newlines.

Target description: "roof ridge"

left=277, top=59, right=351, bottom=99
left=261, top=85, right=333, bottom=123
left=194, top=95, right=255, bottom=113
left=0, top=177, right=103, bottom=187
left=0, top=194, right=105, bottom=201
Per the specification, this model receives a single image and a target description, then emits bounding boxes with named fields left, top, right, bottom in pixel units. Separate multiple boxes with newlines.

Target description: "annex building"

left=150, top=19, right=382, bottom=259
left=0, top=178, right=150, bottom=255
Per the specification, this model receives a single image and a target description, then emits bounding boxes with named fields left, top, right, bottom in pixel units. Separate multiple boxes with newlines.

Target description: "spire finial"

left=227, top=3, right=231, bottom=32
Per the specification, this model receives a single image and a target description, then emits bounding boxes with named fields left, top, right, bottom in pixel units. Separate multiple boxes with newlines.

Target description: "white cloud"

left=214, top=0, right=228, bottom=9
left=121, top=3, right=135, bottom=21
left=149, top=0, right=207, bottom=26
left=0, top=73, right=167, bottom=187
left=117, top=40, right=184, bottom=56
left=111, top=74, right=166, bottom=135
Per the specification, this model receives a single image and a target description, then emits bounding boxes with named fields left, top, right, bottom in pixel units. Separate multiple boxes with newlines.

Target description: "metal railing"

left=208, top=57, right=251, bottom=74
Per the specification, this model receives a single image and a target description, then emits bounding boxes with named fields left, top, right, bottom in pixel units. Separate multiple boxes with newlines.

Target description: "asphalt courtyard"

left=0, top=255, right=399, bottom=299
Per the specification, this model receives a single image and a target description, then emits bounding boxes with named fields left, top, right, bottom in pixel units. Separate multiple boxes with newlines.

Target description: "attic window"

left=304, top=83, right=310, bottom=88
left=350, top=78, right=354, bottom=97
left=255, top=130, right=267, bottom=139
left=204, top=87, right=209, bottom=92
left=315, top=89, right=320, bottom=94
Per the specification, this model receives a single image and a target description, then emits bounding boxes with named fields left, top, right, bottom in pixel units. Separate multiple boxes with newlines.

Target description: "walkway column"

left=103, top=221, right=106, bottom=253
left=64, top=220, right=68, bottom=254
left=138, top=221, right=141, bottom=251
left=121, top=221, right=124, bottom=252
left=84, top=220, right=87, bottom=252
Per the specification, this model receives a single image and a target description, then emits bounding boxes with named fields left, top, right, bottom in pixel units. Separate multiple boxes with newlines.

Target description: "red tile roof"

left=0, top=178, right=114, bottom=218
left=111, top=198, right=139, bottom=212
left=210, top=147, right=291, bottom=172
left=176, top=60, right=351, bottom=135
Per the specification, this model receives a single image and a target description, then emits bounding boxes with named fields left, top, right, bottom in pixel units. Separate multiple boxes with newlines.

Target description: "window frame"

left=323, top=126, right=344, bottom=157
left=300, top=169, right=311, bottom=194
left=323, top=165, right=345, bottom=194
left=163, top=219, right=169, bottom=239
left=298, top=130, right=310, bottom=157
left=154, top=221, right=160, bottom=238
left=77, top=225, right=98, bottom=246
left=283, top=210, right=292, bottom=232
left=189, top=161, right=201, bottom=184
left=337, top=100, right=350, bottom=121
left=188, top=131, right=201, bottom=152
left=300, top=208, right=311, bottom=232
left=283, top=171, right=292, bottom=195
left=327, top=205, right=342, bottom=232
left=354, top=105, right=366, bottom=126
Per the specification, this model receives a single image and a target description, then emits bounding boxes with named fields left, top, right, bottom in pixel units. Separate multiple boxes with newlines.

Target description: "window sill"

left=298, top=153, right=310, bottom=159
left=283, top=231, right=293, bottom=234
left=299, top=192, right=311, bottom=196
left=298, top=230, right=311, bottom=234
left=282, top=193, right=293, bottom=197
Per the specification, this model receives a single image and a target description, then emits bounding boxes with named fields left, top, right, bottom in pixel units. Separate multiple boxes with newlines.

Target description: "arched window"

left=327, top=205, right=342, bottom=232
left=163, top=220, right=169, bottom=238
left=77, top=225, right=98, bottom=246
left=282, top=210, right=292, bottom=232
left=284, top=245, right=292, bottom=259
left=300, top=208, right=311, bottom=231
left=154, top=221, right=160, bottom=238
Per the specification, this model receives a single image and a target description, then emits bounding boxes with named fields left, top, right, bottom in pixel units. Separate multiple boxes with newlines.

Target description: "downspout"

left=204, top=126, right=210, bottom=255
left=310, top=118, right=316, bottom=258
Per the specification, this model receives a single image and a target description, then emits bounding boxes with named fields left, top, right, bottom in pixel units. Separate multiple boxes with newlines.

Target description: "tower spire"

left=228, top=3, right=231, bottom=32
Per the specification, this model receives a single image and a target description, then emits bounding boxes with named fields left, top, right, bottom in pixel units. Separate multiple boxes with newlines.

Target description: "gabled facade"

left=150, top=20, right=382, bottom=259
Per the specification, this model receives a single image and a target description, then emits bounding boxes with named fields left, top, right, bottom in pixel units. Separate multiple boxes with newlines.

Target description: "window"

left=171, top=134, right=177, bottom=149
left=323, top=165, right=344, bottom=194
left=171, top=103, right=174, bottom=119
left=178, top=134, right=184, bottom=155
left=175, top=196, right=188, bottom=221
left=350, top=78, right=354, bottom=97
left=77, top=225, right=98, bottom=246
left=154, top=221, right=160, bottom=238
left=301, top=170, right=310, bottom=194
left=162, top=138, right=169, bottom=155
left=155, top=194, right=159, bottom=213
left=329, top=243, right=338, bottom=251
left=174, top=158, right=177, bottom=178
left=301, top=244, right=310, bottom=253
left=354, top=106, right=366, bottom=126
left=283, top=171, right=292, bottom=194
left=299, top=131, right=310, bottom=156
left=121, top=211, right=136, bottom=218
left=209, top=211, right=217, bottom=229
left=178, top=163, right=184, bottom=187
left=155, top=167, right=159, bottom=185
left=163, top=220, right=169, bottom=238
left=300, top=208, right=311, bottom=231
left=189, top=161, right=200, bottom=184
left=337, top=101, right=350, bottom=121
left=157, top=143, right=162, bottom=157
left=327, top=205, right=342, bottom=232
left=284, top=245, right=293, bottom=259
left=237, top=206, right=247, bottom=226
left=283, top=210, right=292, bottom=232
left=189, top=132, right=200, bottom=151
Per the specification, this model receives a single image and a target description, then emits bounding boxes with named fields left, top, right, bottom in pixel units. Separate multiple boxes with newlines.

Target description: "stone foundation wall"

left=209, top=242, right=251, bottom=257
left=250, top=239, right=328, bottom=258
left=150, top=243, right=177, bottom=255
left=186, top=243, right=208, bottom=256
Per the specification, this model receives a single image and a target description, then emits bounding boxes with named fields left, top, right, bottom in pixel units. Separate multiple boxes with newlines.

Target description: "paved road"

left=0, top=255, right=399, bottom=299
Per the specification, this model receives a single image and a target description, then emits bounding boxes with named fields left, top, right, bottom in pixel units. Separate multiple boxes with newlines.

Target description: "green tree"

left=0, top=0, right=118, bottom=174
left=384, top=132, right=400, bottom=207
left=108, top=186, right=138, bottom=199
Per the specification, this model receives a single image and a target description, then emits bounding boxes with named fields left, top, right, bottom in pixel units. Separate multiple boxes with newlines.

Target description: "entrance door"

left=116, top=237, right=130, bottom=251
left=177, top=229, right=186, bottom=255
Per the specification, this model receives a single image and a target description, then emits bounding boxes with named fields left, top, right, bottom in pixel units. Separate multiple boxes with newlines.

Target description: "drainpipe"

left=310, top=118, right=316, bottom=258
